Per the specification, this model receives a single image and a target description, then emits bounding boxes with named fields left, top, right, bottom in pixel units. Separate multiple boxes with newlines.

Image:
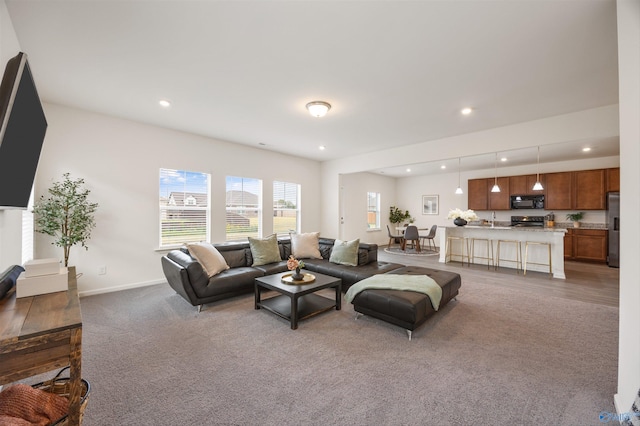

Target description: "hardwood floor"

left=377, top=247, right=619, bottom=307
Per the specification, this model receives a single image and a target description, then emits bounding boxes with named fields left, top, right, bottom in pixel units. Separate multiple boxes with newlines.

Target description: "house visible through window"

left=367, top=192, right=381, bottom=230
left=226, top=176, right=261, bottom=241
left=273, top=181, right=300, bottom=235
left=159, top=168, right=210, bottom=247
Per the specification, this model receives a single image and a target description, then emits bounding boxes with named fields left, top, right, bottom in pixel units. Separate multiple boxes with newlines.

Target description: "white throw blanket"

left=345, top=274, right=443, bottom=311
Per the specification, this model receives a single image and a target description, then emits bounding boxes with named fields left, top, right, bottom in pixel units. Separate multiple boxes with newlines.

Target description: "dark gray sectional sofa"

left=161, top=237, right=405, bottom=311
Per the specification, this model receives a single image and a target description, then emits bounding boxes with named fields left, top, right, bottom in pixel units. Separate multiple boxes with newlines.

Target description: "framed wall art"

left=422, top=195, right=439, bottom=215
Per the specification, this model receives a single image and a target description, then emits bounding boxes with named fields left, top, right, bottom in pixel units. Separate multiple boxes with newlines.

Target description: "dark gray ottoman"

left=350, top=266, right=461, bottom=340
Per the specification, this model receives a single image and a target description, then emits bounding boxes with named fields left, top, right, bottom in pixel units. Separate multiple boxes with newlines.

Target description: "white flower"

left=447, top=208, right=478, bottom=222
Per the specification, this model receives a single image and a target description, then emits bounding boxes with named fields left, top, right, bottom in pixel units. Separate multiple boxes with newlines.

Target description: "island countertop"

left=438, top=225, right=566, bottom=278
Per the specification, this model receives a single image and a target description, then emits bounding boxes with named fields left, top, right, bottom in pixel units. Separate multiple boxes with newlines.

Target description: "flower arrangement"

left=447, top=208, right=479, bottom=222
left=287, top=255, right=305, bottom=271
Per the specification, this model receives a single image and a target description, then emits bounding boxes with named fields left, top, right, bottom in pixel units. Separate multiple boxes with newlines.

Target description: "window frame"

left=273, top=180, right=301, bottom=236
left=159, top=168, right=211, bottom=248
left=367, top=191, right=381, bottom=230
left=225, top=176, right=262, bottom=241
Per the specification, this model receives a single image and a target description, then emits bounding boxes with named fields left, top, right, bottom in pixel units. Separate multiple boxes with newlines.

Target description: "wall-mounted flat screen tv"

left=0, top=52, right=47, bottom=209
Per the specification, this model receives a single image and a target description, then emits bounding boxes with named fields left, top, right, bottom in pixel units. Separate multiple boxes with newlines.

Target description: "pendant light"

left=491, top=152, right=500, bottom=192
left=532, top=146, right=544, bottom=191
left=455, top=157, right=463, bottom=194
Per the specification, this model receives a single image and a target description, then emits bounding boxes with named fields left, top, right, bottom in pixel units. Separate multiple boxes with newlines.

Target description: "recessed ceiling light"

left=501, top=157, right=507, bottom=162
left=159, top=99, right=171, bottom=108
left=380, top=171, right=385, bottom=174
left=461, top=107, right=473, bottom=115
left=319, top=145, right=326, bottom=151
left=582, top=147, right=592, bottom=152
left=258, top=142, right=266, bottom=146
left=441, top=165, right=446, bottom=169
left=406, top=168, right=411, bottom=173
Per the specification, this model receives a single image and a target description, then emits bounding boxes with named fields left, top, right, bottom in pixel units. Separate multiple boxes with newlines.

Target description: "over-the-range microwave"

left=510, top=195, right=544, bottom=209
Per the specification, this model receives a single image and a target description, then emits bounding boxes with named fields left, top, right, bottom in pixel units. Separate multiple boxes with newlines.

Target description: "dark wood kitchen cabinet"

left=607, top=167, right=620, bottom=192
left=488, top=177, right=510, bottom=210
left=564, top=229, right=608, bottom=263
left=545, top=172, right=573, bottom=210
left=574, top=169, right=606, bottom=210
left=510, top=174, right=546, bottom=195
left=468, top=178, right=488, bottom=210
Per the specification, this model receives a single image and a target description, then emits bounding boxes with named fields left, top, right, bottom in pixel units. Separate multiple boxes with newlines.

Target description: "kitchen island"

left=438, top=225, right=568, bottom=279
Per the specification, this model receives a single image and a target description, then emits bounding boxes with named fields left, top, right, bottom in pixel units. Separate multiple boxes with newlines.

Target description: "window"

left=226, top=176, right=261, bottom=241
left=367, top=192, right=381, bottom=229
left=159, top=168, right=210, bottom=247
left=273, top=181, right=300, bottom=235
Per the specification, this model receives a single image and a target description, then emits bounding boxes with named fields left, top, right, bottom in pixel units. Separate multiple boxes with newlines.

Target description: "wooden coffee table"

left=254, top=271, right=341, bottom=329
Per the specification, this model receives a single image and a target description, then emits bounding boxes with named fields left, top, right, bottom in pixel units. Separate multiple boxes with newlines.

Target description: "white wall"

left=33, top=103, right=322, bottom=295
left=339, top=172, right=396, bottom=246
left=615, top=0, right=640, bottom=414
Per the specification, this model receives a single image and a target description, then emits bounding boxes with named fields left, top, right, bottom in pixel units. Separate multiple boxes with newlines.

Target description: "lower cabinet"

left=564, top=229, right=608, bottom=263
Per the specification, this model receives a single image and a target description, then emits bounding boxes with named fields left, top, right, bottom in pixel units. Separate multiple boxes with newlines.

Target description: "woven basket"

left=32, top=367, right=90, bottom=425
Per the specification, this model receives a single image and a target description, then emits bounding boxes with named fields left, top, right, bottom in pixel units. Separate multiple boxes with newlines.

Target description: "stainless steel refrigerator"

left=607, top=192, right=620, bottom=268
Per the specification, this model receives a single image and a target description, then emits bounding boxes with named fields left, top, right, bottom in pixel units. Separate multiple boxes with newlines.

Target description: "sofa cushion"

left=290, top=232, right=322, bottom=259
left=248, top=234, right=282, bottom=266
left=186, top=242, right=230, bottom=277
left=329, top=238, right=360, bottom=266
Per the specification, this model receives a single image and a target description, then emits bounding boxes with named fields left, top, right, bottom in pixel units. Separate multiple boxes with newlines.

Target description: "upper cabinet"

left=468, top=167, right=619, bottom=211
left=607, top=167, right=620, bottom=192
left=509, top=174, right=546, bottom=195
left=574, top=169, right=606, bottom=210
left=488, top=177, right=510, bottom=210
left=467, top=177, right=510, bottom=210
left=545, top=172, right=573, bottom=210
left=468, top=178, right=488, bottom=211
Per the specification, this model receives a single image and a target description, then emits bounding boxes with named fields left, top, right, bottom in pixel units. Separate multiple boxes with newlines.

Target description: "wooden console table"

left=0, top=267, right=83, bottom=425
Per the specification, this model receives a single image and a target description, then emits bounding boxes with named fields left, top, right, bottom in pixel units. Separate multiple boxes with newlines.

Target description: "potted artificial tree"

left=33, top=173, right=99, bottom=267
left=566, top=212, right=585, bottom=228
left=389, top=206, right=412, bottom=227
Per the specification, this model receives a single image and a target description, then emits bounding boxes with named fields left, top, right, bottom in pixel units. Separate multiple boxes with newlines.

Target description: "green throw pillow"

left=248, top=234, right=282, bottom=266
left=329, top=238, right=360, bottom=266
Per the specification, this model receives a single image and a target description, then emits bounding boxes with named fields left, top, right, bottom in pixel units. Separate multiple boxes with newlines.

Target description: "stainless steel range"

left=510, top=215, right=545, bottom=227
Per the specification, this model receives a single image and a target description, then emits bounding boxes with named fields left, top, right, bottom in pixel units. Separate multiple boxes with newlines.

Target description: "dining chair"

left=402, top=225, right=421, bottom=252
left=386, top=225, right=404, bottom=249
left=420, top=224, right=438, bottom=252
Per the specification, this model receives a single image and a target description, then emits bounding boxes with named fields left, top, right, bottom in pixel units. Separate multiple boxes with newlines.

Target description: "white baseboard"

left=78, top=279, right=166, bottom=298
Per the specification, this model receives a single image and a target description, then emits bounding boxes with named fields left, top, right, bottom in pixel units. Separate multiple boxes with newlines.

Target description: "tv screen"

left=0, top=52, right=47, bottom=209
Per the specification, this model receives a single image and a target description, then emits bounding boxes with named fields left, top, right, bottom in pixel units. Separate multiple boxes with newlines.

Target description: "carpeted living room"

left=0, top=1, right=638, bottom=426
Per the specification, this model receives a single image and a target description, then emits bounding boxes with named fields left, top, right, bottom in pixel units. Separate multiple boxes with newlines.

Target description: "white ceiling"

left=5, top=0, right=619, bottom=175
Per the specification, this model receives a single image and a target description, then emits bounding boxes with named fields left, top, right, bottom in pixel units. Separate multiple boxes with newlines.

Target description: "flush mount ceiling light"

left=455, top=157, right=463, bottom=195
left=306, top=101, right=331, bottom=118
left=319, top=145, right=326, bottom=151
left=461, top=107, right=473, bottom=115
left=491, top=152, right=501, bottom=193
left=406, top=168, right=411, bottom=173
left=159, top=99, right=171, bottom=108
left=533, top=146, right=544, bottom=191
left=441, top=165, right=446, bottom=169
left=582, top=147, right=592, bottom=152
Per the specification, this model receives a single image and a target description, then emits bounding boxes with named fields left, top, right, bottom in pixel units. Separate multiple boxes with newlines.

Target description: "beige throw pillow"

left=186, top=242, right=230, bottom=278
left=290, top=232, right=322, bottom=259
left=248, top=234, right=282, bottom=266
left=329, top=239, right=360, bottom=266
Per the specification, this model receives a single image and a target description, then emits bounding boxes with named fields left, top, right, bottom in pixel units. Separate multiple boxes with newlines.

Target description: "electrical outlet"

left=98, top=266, right=106, bottom=275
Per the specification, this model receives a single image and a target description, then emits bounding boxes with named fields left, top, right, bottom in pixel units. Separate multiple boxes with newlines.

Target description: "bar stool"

left=523, top=241, right=552, bottom=276
left=469, top=238, right=493, bottom=269
left=495, top=240, right=522, bottom=273
left=445, top=236, right=469, bottom=265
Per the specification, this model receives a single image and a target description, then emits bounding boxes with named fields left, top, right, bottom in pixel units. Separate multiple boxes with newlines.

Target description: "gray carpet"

left=67, top=276, right=616, bottom=426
